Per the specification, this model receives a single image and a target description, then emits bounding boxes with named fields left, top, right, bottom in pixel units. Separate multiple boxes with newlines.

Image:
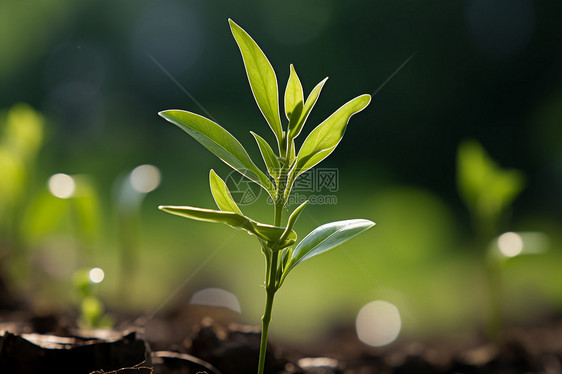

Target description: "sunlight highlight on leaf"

left=230, top=19, right=283, bottom=144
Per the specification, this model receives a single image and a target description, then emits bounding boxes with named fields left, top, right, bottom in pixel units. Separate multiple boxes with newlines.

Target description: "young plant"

left=115, top=164, right=161, bottom=301
left=457, top=139, right=525, bottom=338
left=158, top=19, right=374, bottom=374
left=73, top=267, right=113, bottom=329
left=0, top=103, right=44, bottom=255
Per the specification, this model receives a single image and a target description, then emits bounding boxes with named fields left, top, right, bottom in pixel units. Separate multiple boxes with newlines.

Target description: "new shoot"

left=159, top=19, right=374, bottom=374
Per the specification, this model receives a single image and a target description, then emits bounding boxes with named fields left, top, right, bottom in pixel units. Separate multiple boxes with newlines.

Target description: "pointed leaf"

left=209, top=169, right=242, bottom=215
left=457, top=139, right=524, bottom=218
left=294, top=94, right=371, bottom=177
left=282, top=219, right=375, bottom=280
left=159, top=205, right=296, bottom=245
left=288, top=77, right=328, bottom=140
left=278, top=247, right=293, bottom=285
left=273, top=200, right=308, bottom=249
left=289, top=139, right=296, bottom=163
left=284, top=64, right=304, bottom=120
left=251, top=132, right=280, bottom=180
left=159, top=110, right=274, bottom=197
left=286, top=102, right=303, bottom=156
left=280, top=247, right=292, bottom=271
left=229, top=19, right=283, bottom=143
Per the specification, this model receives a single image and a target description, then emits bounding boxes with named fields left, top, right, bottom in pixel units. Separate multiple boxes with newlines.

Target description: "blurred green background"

left=1, top=0, right=562, bottom=343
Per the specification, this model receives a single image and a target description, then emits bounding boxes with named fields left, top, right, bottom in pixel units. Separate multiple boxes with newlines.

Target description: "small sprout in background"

left=45, top=173, right=101, bottom=253
left=115, top=164, right=161, bottom=300
left=0, top=104, right=108, bottom=323
left=457, top=139, right=525, bottom=245
left=73, top=267, right=113, bottom=329
left=158, top=19, right=374, bottom=374
left=457, top=139, right=547, bottom=338
left=17, top=172, right=102, bottom=306
left=0, top=103, right=45, bottom=255
left=21, top=173, right=80, bottom=245
left=483, top=230, right=549, bottom=339
left=80, top=296, right=106, bottom=329
left=36, top=172, right=106, bottom=326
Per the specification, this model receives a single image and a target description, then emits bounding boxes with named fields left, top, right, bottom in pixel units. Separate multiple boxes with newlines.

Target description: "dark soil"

left=2, top=300, right=562, bottom=374
left=1, top=274, right=561, bottom=374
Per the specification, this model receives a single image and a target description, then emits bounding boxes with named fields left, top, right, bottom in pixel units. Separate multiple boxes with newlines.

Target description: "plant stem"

left=257, top=200, right=283, bottom=374
left=258, top=248, right=279, bottom=374
left=486, top=258, right=503, bottom=340
left=475, top=211, right=503, bottom=340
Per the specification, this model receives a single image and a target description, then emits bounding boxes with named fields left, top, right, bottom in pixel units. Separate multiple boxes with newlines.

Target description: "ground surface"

left=1, top=298, right=562, bottom=374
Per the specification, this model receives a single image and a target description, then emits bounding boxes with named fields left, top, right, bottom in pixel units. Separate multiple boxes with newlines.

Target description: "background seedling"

left=73, top=267, right=113, bottom=329
left=115, top=164, right=161, bottom=300
left=0, top=104, right=44, bottom=263
left=457, top=139, right=546, bottom=338
left=26, top=173, right=101, bottom=258
left=159, top=19, right=374, bottom=374
left=0, top=104, right=110, bottom=316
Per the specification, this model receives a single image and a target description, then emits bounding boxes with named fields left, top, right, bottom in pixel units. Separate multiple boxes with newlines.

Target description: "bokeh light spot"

left=497, top=232, right=523, bottom=257
left=130, top=164, right=161, bottom=193
left=89, top=267, right=105, bottom=283
left=356, top=300, right=401, bottom=347
left=48, top=173, right=75, bottom=199
left=190, top=288, right=241, bottom=313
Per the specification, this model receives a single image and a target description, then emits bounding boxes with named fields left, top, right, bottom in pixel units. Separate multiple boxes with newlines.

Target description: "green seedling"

left=457, top=139, right=526, bottom=338
left=115, top=164, right=161, bottom=300
left=0, top=103, right=44, bottom=253
left=0, top=103, right=45, bottom=288
left=158, top=19, right=374, bottom=374
left=24, top=173, right=101, bottom=254
left=73, top=267, right=113, bottom=329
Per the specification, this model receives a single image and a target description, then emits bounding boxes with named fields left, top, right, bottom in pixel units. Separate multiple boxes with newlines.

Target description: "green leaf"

left=251, top=131, right=280, bottom=180
left=0, top=148, right=25, bottom=208
left=457, top=140, right=489, bottom=209
left=289, top=139, right=296, bottom=163
left=209, top=169, right=242, bottom=215
left=288, top=77, right=328, bottom=140
left=72, top=175, right=101, bottom=244
left=278, top=247, right=293, bottom=285
left=284, top=64, right=304, bottom=121
left=5, top=103, right=45, bottom=162
left=159, top=205, right=296, bottom=246
left=229, top=19, right=283, bottom=144
left=159, top=110, right=274, bottom=197
left=281, top=219, right=375, bottom=281
left=286, top=102, right=302, bottom=155
left=21, top=191, right=67, bottom=241
left=457, top=140, right=524, bottom=219
left=293, top=94, right=371, bottom=178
